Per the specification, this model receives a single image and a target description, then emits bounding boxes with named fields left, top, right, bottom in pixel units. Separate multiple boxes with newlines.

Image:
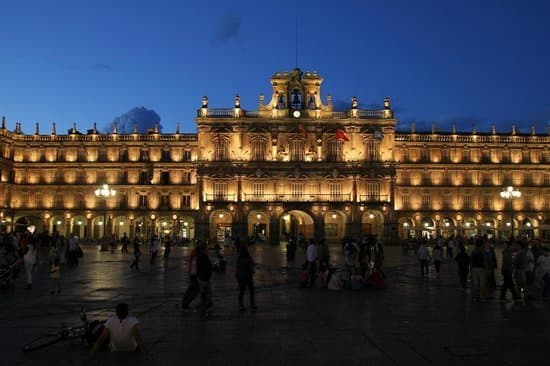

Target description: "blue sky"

left=0, top=0, right=549, bottom=134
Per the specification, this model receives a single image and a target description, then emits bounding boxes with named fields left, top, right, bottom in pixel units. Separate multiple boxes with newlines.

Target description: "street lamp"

left=500, top=186, right=521, bottom=239
left=95, top=184, right=116, bottom=245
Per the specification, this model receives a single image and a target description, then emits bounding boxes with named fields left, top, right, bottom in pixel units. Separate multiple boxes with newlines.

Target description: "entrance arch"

left=71, top=215, right=87, bottom=239
left=323, top=210, right=346, bottom=241
left=177, top=216, right=195, bottom=242
left=420, top=217, right=435, bottom=239
left=248, top=210, right=270, bottom=244
left=398, top=217, right=414, bottom=239
left=361, top=210, right=384, bottom=237
left=279, top=210, right=314, bottom=242
left=210, top=210, right=232, bottom=244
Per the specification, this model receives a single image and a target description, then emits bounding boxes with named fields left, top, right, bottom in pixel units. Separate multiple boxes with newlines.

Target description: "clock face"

left=292, top=110, right=301, bottom=118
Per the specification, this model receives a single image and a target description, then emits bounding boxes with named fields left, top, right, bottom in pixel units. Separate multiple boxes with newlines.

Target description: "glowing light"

left=256, top=214, right=261, bottom=219
left=403, top=222, right=409, bottom=227
left=465, top=222, right=471, bottom=227
left=56, top=220, right=62, bottom=225
left=424, top=222, right=429, bottom=227
left=369, top=214, right=374, bottom=219
left=119, top=221, right=124, bottom=226
left=332, top=214, right=337, bottom=219
left=526, top=222, right=532, bottom=227
left=444, top=222, right=450, bottom=227
left=219, top=213, right=224, bottom=218
left=77, top=221, right=82, bottom=225
left=184, top=222, right=188, bottom=226
left=486, top=222, right=491, bottom=227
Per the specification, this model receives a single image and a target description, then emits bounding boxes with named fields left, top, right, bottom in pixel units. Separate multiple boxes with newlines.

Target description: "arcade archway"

left=279, top=210, right=314, bottom=242
left=323, top=210, right=346, bottom=241
left=361, top=210, right=384, bottom=237
left=247, top=210, right=270, bottom=243
left=210, top=210, right=233, bottom=244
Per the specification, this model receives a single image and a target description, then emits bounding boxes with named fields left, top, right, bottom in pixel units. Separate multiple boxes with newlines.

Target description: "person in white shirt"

left=23, top=240, right=37, bottom=289
left=417, top=241, right=431, bottom=279
left=90, top=303, right=144, bottom=357
left=305, top=240, right=317, bottom=288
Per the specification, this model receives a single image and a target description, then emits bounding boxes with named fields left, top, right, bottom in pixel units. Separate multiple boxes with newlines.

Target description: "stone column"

left=269, top=212, right=279, bottom=245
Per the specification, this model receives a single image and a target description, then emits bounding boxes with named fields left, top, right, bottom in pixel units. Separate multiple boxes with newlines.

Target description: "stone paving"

left=1, top=243, right=549, bottom=366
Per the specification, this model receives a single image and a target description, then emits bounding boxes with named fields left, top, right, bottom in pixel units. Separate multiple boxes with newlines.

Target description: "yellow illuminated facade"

left=0, top=69, right=548, bottom=243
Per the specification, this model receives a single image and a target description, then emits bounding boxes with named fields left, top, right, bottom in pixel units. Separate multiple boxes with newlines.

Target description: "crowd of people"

left=411, top=235, right=550, bottom=302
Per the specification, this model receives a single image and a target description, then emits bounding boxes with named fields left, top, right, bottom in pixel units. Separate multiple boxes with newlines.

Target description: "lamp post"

left=95, top=184, right=116, bottom=249
left=500, top=186, right=521, bottom=239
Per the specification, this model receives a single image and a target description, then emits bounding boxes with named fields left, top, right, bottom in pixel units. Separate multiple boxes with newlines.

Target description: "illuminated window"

left=214, top=182, right=228, bottom=200
left=326, top=140, right=342, bottom=162
left=401, top=195, right=410, bottom=209
left=183, top=150, right=192, bottom=161
left=181, top=195, right=191, bottom=208
left=422, top=195, right=431, bottom=208
left=367, top=182, right=380, bottom=200
left=252, top=182, right=265, bottom=197
left=139, top=194, right=147, bottom=208
left=463, top=195, right=472, bottom=210
left=365, top=139, right=380, bottom=161
left=291, top=182, right=304, bottom=199
left=329, top=183, right=342, bottom=200
left=251, top=139, right=267, bottom=161
left=290, top=140, right=304, bottom=161
left=214, top=139, right=229, bottom=161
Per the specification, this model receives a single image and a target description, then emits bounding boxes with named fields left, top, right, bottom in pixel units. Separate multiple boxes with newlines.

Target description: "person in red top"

left=181, top=240, right=201, bottom=309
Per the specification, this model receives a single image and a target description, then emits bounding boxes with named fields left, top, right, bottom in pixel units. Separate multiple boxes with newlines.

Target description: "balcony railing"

left=243, top=193, right=352, bottom=202
left=205, top=194, right=236, bottom=202
left=359, top=194, right=389, bottom=202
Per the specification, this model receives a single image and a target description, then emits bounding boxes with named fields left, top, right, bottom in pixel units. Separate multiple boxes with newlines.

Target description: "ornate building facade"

left=0, top=68, right=549, bottom=244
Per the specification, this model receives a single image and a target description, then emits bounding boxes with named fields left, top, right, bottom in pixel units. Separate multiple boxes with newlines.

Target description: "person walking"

left=447, top=237, right=455, bottom=259
left=536, top=248, right=550, bottom=300
left=305, top=240, right=318, bottom=288
left=181, top=241, right=200, bottom=309
left=500, top=241, right=520, bottom=302
left=470, top=240, right=489, bottom=301
left=432, top=243, right=443, bottom=279
left=236, top=245, right=257, bottom=312
left=455, top=244, right=470, bottom=290
left=316, top=238, right=330, bottom=272
left=49, top=257, right=61, bottom=295
left=286, top=239, right=297, bottom=268
left=150, top=235, right=160, bottom=265
left=196, top=242, right=213, bottom=315
left=120, top=232, right=129, bottom=254
left=417, top=241, right=430, bottom=279
left=130, top=237, right=141, bottom=271
left=163, top=236, right=171, bottom=259
left=23, top=239, right=37, bottom=289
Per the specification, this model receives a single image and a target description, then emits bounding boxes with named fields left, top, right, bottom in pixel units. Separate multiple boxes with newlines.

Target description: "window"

left=181, top=195, right=191, bottom=208
left=162, top=150, right=171, bottom=161
left=183, top=150, right=192, bottom=161
left=214, top=182, right=228, bottom=200
left=326, top=140, right=342, bottom=162
left=291, top=182, right=304, bottom=199
left=483, top=196, right=492, bottom=210
left=140, top=150, right=149, bottom=162
left=422, top=195, right=431, bottom=208
left=463, top=195, right=472, bottom=210
left=252, top=182, right=265, bottom=197
left=365, top=140, right=380, bottom=161
left=289, top=140, right=304, bottom=161
left=140, top=171, right=150, bottom=185
left=251, top=139, right=266, bottom=161
left=329, top=182, right=342, bottom=200
left=160, top=194, right=169, bottom=208
left=367, top=182, right=380, bottom=200
left=139, top=194, right=147, bottom=208
left=183, top=172, right=192, bottom=184
left=161, top=171, right=170, bottom=185
left=214, top=139, right=229, bottom=161
left=402, top=195, right=410, bottom=209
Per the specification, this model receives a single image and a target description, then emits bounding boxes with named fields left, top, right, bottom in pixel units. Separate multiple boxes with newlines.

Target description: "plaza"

left=2, top=243, right=549, bottom=366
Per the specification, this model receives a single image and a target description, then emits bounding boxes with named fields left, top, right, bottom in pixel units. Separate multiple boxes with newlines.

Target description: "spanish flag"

left=336, top=129, right=349, bottom=142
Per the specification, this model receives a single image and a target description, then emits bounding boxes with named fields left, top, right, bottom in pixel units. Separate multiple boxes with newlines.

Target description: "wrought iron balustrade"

left=205, top=194, right=236, bottom=202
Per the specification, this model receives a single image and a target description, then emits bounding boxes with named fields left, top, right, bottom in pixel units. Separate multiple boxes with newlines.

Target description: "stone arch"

left=133, top=216, right=153, bottom=238
left=70, top=215, right=88, bottom=239
left=247, top=210, right=270, bottom=243
left=279, top=209, right=314, bottom=242
left=323, top=209, right=347, bottom=241
left=361, top=210, right=384, bottom=237
left=15, top=215, right=42, bottom=233
left=112, top=216, right=131, bottom=239
left=209, top=209, right=233, bottom=244
left=177, top=215, right=195, bottom=242
left=420, top=217, right=435, bottom=239
left=462, top=217, right=477, bottom=239
left=398, top=217, right=414, bottom=239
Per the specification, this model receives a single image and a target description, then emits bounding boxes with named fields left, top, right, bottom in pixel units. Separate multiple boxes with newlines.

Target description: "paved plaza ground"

left=1, top=243, right=549, bottom=366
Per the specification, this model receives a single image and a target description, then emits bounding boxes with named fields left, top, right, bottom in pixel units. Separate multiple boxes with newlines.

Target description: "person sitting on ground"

left=90, top=303, right=144, bottom=357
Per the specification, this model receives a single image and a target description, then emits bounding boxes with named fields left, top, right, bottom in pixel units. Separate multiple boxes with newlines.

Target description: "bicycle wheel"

left=23, top=332, right=66, bottom=353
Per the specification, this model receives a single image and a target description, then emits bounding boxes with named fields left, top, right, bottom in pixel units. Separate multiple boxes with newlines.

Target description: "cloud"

left=214, top=14, right=241, bottom=43
left=105, top=107, right=162, bottom=134
left=94, top=63, right=113, bottom=71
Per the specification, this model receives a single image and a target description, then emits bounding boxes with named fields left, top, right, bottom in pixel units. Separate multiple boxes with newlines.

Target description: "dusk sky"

left=1, top=0, right=549, bottom=134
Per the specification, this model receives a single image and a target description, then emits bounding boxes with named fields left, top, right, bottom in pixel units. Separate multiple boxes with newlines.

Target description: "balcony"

left=243, top=193, right=352, bottom=202
left=205, top=194, right=236, bottom=202
left=358, top=194, right=389, bottom=202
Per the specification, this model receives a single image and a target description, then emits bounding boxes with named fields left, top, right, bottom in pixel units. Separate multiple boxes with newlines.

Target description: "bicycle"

left=22, top=307, right=105, bottom=353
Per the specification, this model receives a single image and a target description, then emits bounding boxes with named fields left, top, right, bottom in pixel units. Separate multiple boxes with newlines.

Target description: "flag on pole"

left=336, top=129, right=349, bottom=142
